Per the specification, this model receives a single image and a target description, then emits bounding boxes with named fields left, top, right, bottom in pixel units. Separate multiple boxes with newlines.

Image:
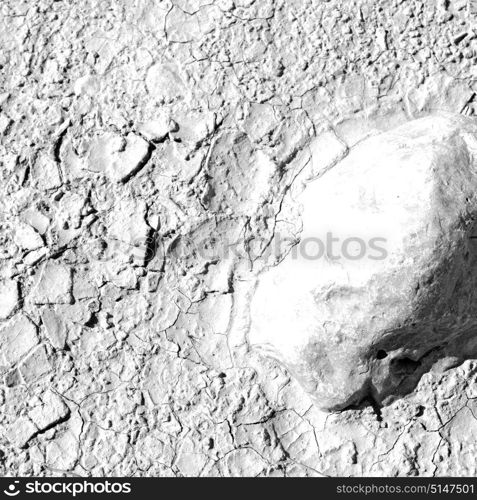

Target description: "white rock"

left=28, top=390, right=69, bottom=430
left=19, top=344, right=52, bottom=383
left=23, top=209, right=50, bottom=235
left=45, top=430, right=78, bottom=470
left=87, top=132, right=150, bottom=183
left=8, top=416, right=37, bottom=448
left=307, top=129, right=348, bottom=180
left=170, top=110, right=215, bottom=148
left=145, top=63, right=186, bottom=102
left=0, top=280, right=19, bottom=319
left=22, top=248, right=48, bottom=267
left=41, top=308, right=67, bottom=349
left=107, top=198, right=151, bottom=266
left=73, top=74, right=99, bottom=96
left=137, top=114, right=175, bottom=142
left=250, top=113, right=477, bottom=410
left=31, top=261, right=72, bottom=304
left=7, top=391, right=69, bottom=448
left=14, top=223, right=43, bottom=251
left=32, top=154, right=62, bottom=190
left=72, top=270, right=97, bottom=300
left=0, top=314, right=38, bottom=365
left=108, top=133, right=150, bottom=183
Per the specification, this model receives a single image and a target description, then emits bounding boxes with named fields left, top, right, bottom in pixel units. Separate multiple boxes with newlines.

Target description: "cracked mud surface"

left=1, top=0, right=477, bottom=477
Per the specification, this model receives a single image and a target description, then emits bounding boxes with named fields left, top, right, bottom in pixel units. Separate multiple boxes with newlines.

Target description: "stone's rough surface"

left=250, top=114, right=477, bottom=410
left=87, top=132, right=150, bottom=183
left=31, top=262, right=72, bottom=305
left=145, top=63, right=186, bottom=102
left=8, top=417, right=37, bottom=449
left=13, top=223, right=43, bottom=251
left=2, top=0, right=477, bottom=478
left=0, top=315, right=38, bottom=366
left=22, top=210, right=49, bottom=235
left=0, top=280, right=19, bottom=319
left=40, top=309, right=67, bottom=349
left=137, top=114, right=176, bottom=142
left=32, top=155, right=62, bottom=190
left=27, top=390, right=69, bottom=432
left=8, top=391, right=69, bottom=448
left=19, top=344, right=52, bottom=383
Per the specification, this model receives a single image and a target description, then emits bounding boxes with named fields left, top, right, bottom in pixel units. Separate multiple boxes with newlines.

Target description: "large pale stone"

left=249, top=114, right=477, bottom=411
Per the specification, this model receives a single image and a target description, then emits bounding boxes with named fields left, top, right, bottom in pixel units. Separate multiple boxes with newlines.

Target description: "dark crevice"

left=120, top=142, right=155, bottom=184
left=84, top=313, right=99, bottom=328
left=339, top=381, right=383, bottom=421
left=376, top=349, right=388, bottom=360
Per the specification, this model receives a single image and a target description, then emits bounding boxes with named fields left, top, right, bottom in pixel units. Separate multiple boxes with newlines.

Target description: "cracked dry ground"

left=1, top=0, right=477, bottom=477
